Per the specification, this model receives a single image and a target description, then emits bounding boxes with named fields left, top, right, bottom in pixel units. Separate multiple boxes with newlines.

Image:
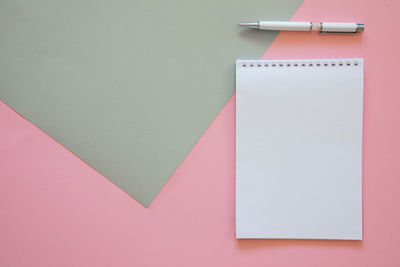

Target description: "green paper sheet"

left=0, top=0, right=302, bottom=206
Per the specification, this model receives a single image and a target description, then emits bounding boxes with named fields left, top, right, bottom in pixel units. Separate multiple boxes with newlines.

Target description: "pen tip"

left=238, top=22, right=259, bottom=29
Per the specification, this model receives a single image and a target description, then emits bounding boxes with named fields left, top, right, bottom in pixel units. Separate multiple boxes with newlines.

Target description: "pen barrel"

left=320, top=22, right=358, bottom=33
left=259, top=21, right=311, bottom=31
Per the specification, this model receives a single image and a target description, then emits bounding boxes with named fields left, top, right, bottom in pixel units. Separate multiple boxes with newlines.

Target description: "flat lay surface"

left=1, top=0, right=400, bottom=266
left=0, top=0, right=301, bottom=207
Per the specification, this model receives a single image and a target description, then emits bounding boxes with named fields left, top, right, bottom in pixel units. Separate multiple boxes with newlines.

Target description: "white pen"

left=238, top=21, right=364, bottom=34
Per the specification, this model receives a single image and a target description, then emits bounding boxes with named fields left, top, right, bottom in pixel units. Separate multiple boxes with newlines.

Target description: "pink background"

left=1, top=0, right=400, bottom=266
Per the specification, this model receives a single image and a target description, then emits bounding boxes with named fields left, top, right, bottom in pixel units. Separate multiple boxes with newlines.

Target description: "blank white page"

left=236, top=58, right=363, bottom=240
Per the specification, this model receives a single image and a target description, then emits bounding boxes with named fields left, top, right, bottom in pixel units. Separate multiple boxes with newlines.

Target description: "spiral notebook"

left=236, top=58, right=363, bottom=240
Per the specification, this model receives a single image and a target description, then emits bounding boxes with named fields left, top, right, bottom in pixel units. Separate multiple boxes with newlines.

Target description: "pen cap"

left=320, top=22, right=363, bottom=33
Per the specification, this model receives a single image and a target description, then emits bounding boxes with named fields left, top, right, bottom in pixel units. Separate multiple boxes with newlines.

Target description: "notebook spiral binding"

left=237, top=58, right=363, bottom=68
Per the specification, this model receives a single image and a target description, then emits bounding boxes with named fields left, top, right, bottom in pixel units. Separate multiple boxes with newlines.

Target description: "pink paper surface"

left=1, top=0, right=400, bottom=266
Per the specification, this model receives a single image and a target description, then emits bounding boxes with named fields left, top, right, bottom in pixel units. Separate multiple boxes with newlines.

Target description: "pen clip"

left=319, top=31, right=358, bottom=35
